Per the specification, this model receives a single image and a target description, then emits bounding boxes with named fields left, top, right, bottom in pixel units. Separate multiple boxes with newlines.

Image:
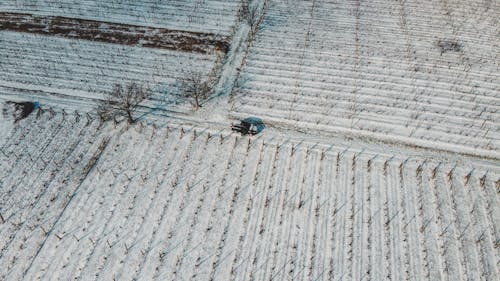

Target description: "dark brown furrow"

left=0, top=12, right=230, bottom=54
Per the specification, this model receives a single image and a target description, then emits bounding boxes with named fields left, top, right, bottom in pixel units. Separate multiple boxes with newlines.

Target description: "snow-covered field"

left=0, top=112, right=499, bottom=280
left=0, top=30, right=217, bottom=113
left=0, top=0, right=241, bottom=36
left=1, top=0, right=499, bottom=280
left=0, top=102, right=14, bottom=146
left=232, top=0, right=499, bottom=158
left=0, top=0, right=241, bottom=114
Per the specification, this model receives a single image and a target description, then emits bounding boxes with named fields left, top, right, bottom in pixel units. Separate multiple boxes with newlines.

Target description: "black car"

left=231, top=117, right=265, bottom=135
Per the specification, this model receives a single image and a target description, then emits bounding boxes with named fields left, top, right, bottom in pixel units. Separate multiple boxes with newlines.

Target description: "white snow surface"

left=232, top=0, right=500, bottom=158
left=0, top=0, right=241, bottom=36
left=0, top=30, right=217, bottom=114
left=0, top=112, right=499, bottom=281
left=1, top=0, right=500, bottom=280
left=0, top=102, right=14, bottom=146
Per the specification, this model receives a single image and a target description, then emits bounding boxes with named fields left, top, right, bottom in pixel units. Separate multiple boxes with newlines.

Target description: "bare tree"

left=180, top=71, right=214, bottom=109
left=98, top=82, right=151, bottom=123
left=240, top=0, right=259, bottom=28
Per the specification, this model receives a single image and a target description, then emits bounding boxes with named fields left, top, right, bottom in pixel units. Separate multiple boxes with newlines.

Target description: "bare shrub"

left=98, top=82, right=151, bottom=123
left=438, top=40, right=462, bottom=54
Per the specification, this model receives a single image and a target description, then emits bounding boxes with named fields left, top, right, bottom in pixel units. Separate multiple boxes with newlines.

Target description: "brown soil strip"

left=0, top=12, right=230, bottom=54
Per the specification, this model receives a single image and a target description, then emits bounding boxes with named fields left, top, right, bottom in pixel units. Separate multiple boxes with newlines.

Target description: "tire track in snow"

left=111, top=127, right=180, bottom=279
left=382, top=158, right=393, bottom=280
left=415, top=161, right=431, bottom=279
left=428, top=163, right=451, bottom=281
left=245, top=144, right=286, bottom=280
left=398, top=160, right=412, bottom=281
left=285, top=147, right=310, bottom=280
left=164, top=134, right=222, bottom=281
left=265, top=144, right=303, bottom=280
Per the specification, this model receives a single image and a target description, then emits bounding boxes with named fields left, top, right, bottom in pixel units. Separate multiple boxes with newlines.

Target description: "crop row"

left=1, top=112, right=498, bottom=280
left=0, top=31, right=216, bottom=112
left=232, top=0, right=499, bottom=154
left=0, top=0, right=241, bottom=36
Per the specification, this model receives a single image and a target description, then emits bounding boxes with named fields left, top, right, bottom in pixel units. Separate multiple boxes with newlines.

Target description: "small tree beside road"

left=98, top=82, right=151, bottom=123
left=180, top=71, right=214, bottom=110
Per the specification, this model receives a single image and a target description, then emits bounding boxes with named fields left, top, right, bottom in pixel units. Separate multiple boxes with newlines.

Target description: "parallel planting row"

left=232, top=0, right=499, bottom=156
left=0, top=30, right=216, bottom=112
left=0, top=0, right=241, bottom=36
left=1, top=112, right=498, bottom=280
left=0, top=0, right=244, bottom=115
left=0, top=111, right=112, bottom=279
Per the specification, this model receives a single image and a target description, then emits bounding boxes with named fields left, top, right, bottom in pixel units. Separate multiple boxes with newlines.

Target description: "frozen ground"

left=0, top=112, right=498, bottom=281
left=232, top=0, right=499, bottom=158
left=0, top=0, right=241, bottom=36
left=0, top=0, right=499, bottom=280
left=0, top=30, right=217, bottom=113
